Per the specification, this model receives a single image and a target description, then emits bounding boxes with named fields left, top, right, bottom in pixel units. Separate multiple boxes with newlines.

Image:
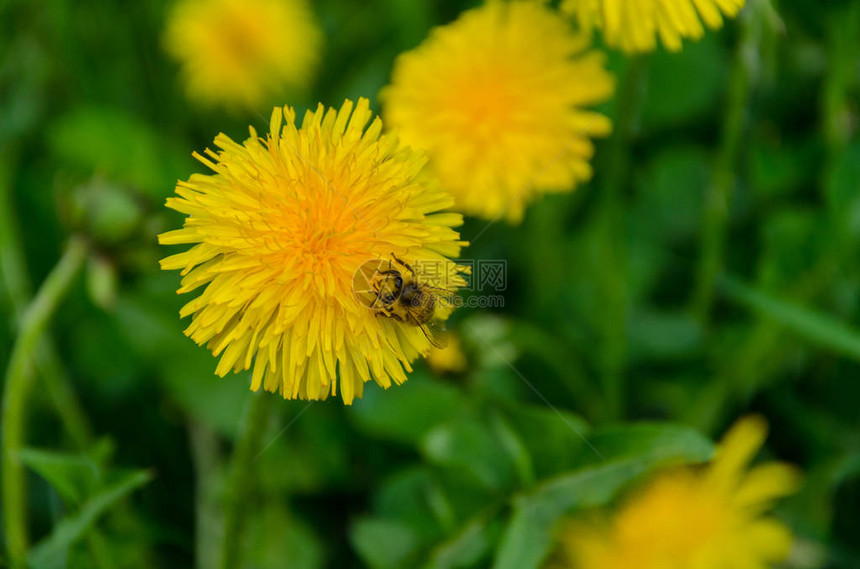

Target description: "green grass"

left=1, top=0, right=859, bottom=567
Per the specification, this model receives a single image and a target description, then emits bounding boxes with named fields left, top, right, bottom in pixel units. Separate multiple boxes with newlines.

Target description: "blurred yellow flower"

left=561, top=0, right=746, bottom=53
left=554, top=416, right=800, bottom=569
left=382, top=0, right=614, bottom=224
left=427, top=334, right=468, bottom=374
left=163, top=0, right=322, bottom=109
left=159, top=99, right=466, bottom=404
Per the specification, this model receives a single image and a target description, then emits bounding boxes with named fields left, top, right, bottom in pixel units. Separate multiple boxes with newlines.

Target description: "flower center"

left=214, top=6, right=265, bottom=70
left=449, top=69, right=516, bottom=137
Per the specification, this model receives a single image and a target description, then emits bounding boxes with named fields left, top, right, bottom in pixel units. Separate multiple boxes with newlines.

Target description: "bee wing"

left=427, top=287, right=459, bottom=319
left=420, top=319, right=449, bottom=350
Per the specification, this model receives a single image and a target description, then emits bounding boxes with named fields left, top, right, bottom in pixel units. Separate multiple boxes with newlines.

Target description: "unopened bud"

left=86, top=255, right=118, bottom=310
left=71, top=179, right=143, bottom=244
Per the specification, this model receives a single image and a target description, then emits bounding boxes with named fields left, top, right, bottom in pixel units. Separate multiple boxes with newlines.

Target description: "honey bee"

left=369, top=254, right=452, bottom=349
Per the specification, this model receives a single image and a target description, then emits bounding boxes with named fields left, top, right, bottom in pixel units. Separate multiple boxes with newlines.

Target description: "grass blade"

left=720, top=275, right=860, bottom=361
left=28, top=470, right=153, bottom=569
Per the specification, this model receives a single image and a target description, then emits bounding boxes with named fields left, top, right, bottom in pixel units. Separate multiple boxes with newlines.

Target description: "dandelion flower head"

left=554, top=416, right=800, bottom=569
left=159, top=99, right=467, bottom=404
left=163, top=0, right=322, bottom=109
left=382, top=0, right=614, bottom=224
left=561, top=0, right=746, bottom=53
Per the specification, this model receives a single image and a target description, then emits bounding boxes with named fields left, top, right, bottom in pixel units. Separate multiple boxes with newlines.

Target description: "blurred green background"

left=2, top=0, right=860, bottom=567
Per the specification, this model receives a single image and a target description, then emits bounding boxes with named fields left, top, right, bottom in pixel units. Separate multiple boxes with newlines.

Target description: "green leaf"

left=504, top=404, right=590, bottom=479
left=425, top=510, right=501, bottom=569
left=490, top=412, right=535, bottom=488
left=18, top=448, right=102, bottom=507
left=720, top=275, right=860, bottom=361
left=350, top=518, right=421, bottom=569
left=493, top=424, right=714, bottom=569
left=28, top=470, right=153, bottom=569
left=373, top=467, right=448, bottom=540
left=578, top=422, right=715, bottom=466
left=422, top=417, right=518, bottom=492
left=493, top=460, right=649, bottom=569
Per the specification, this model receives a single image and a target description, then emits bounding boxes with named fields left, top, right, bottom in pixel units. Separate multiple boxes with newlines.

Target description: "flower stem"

left=691, top=0, right=762, bottom=323
left=189, top=419, right=224, bottom=569
left=2, top=236, right=89, bottom=565
left=220, top=392, right=272, bottom=569
left=0, top=153, right=30, bottom=311
left=0, top=152, right=92, bottom=450
left=598, top=55, right=646, bottom=420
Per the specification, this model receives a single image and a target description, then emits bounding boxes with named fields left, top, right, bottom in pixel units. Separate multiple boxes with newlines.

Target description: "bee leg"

left=374, top=309, right=403, bottom=322
left=370, top=267, right=398, bottom=285
left=390, top=253, right=415, bottom=277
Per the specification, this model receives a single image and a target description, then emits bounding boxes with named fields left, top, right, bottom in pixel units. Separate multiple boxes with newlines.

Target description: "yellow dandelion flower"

left=158, top=98, right=467, bottom=404
left=381, top=0, right=614, bottom=224
left=163, top=0, right=322, bottom=109
left=561, top=0, right=746, bottom=53
left=554, top=416, right=801, bottom=569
